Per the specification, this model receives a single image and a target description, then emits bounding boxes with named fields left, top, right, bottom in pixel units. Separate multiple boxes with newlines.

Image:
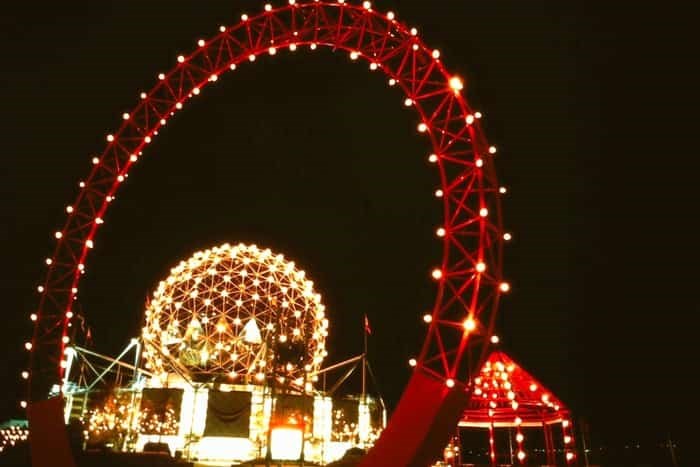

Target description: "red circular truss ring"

left=27, top=2, right=506, bottom=464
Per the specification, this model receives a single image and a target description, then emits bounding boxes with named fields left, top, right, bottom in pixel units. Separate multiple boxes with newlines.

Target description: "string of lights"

left=0, top=425, right=29, bottom=454
left=23, top=2, right=507, bottom=464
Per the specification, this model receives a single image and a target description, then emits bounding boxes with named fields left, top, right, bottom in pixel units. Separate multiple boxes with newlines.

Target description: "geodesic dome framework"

left=142, top=243, right=328, bottom=386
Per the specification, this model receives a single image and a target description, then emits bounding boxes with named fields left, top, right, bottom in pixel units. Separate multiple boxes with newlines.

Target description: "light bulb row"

left=27, top=1, right=514, bottom=419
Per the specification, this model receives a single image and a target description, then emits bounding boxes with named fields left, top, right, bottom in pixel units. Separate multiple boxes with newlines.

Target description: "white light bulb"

left=463, top=317, right=476, bottom=331
left=449, top=76, right=464, bottom=91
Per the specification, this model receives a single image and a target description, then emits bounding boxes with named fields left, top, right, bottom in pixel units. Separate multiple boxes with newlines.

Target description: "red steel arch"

left=26, top=1, right=508, bottom=465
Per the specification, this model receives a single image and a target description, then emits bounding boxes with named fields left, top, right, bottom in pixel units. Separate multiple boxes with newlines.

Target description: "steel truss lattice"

left=28, top=4, right=507, bottom=456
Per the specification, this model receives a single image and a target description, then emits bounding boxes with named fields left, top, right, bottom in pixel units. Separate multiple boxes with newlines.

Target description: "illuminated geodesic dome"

left=141, top=243, right=328, bottom=386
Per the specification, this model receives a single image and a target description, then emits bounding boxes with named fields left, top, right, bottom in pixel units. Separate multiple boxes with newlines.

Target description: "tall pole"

left=580, top=418, right=590, bottom=467
left=299, top=329, right=312, bottom=467
left=362, top=318, right=367, bottom=404
left=361, top=316, right=368, bottom=449
left=126, top=338, right=141, bottom=452
left=508, top=427, right=514, bottom=465
left=488, top=420, right=496, bottom=467
left=668, top=432, right=678, bottom=467
left=61, top=347, right=76, bottom=423
left=265, top=335, right=274, bottom=467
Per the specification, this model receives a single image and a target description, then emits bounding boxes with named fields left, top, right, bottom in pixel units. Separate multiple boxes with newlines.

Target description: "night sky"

left=0, top=0, right=691, bottom=452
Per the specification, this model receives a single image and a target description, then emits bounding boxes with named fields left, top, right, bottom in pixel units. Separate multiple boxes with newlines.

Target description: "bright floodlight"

left=142, top=243, right=328, bottom=385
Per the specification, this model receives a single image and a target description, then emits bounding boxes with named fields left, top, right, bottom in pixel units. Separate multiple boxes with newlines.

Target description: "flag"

left=364, top=314, right=372, bottom=335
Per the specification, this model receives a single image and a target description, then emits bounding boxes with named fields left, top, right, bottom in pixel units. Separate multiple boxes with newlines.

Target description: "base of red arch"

left=360, top=369, right=469, bottom=467
left=28, top=397, right=76, bottom=467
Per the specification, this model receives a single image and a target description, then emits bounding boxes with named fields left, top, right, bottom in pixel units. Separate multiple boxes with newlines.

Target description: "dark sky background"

left=0, top=0, right=692, bottom=452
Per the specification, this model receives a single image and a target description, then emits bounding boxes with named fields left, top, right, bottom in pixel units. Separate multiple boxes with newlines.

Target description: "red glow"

left=460, top=352, right=575, bottom=466
left=29, top=4, right=505, bottom=465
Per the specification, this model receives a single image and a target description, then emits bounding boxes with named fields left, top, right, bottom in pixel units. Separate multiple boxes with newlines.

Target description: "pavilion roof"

left=459, top=351, right=571, bottom=427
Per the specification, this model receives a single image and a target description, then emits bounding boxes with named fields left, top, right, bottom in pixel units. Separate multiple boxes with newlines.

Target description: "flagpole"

left=362, top=315, right=367, bottom=404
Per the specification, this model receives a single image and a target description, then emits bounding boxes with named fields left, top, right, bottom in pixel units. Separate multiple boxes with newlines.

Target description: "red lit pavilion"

left=458, top=351, right=577, bottom=466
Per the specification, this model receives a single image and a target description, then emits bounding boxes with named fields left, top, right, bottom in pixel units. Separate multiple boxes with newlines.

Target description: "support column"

left=488, top=421, right=497, bottom=467
left=543, top=422, right=556, bottom=466
left=563, top=419, right=578, bottom=465
left=360, top=369, right=469, bottom=467
left=28, top=397, right=77, bottom=467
